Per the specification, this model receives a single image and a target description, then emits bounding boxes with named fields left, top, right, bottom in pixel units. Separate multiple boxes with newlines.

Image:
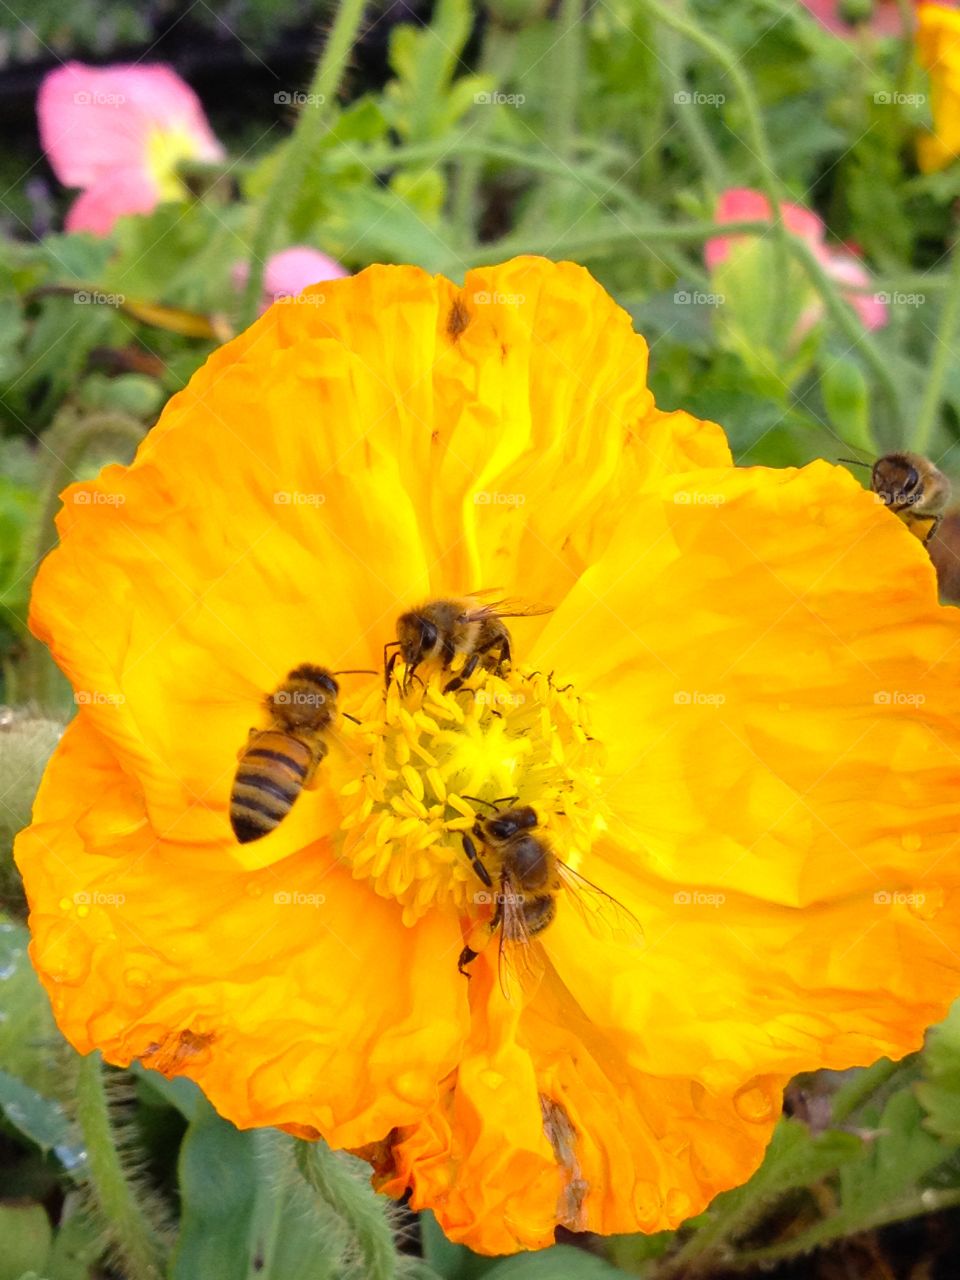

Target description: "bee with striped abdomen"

left=230, top=664, right=369, bottom=844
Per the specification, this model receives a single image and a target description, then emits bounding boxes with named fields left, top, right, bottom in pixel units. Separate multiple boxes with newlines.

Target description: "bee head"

left=397, top=611, right=439, bottom=665
left=873, top=453, right=923, bottom=509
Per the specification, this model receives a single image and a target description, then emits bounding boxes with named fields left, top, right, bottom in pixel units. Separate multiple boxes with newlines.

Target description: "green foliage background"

left=2, top=0, right=960, bottom=1276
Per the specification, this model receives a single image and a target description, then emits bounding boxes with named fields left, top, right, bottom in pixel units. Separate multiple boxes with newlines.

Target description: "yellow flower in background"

left=917, top=4, right=960, bottom=170
left=15, top=258, right=960, bottom=1254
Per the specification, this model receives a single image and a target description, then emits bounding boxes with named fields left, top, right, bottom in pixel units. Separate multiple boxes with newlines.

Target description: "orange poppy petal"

left=17, top=714, right=468, bottom=1147
left=527, top=460, right=960, bottom=1092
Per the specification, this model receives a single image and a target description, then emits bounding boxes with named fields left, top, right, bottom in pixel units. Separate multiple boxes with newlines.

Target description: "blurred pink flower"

left=706, top=188, right=887, bottom=331
left=798, top=0, right=913, bottom=38
left=233, top=247, right=349, bottom=313
left=38, top=62, right=224, bottom=236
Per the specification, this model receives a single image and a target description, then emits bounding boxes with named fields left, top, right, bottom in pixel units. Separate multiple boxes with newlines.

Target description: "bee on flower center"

left=384, top=595, right=552, bottom=694
left=458, top=800, right=643, bottom=994
left=230, top=664, right=371, bottom=844
left=844, top=452, right=950, bottom=544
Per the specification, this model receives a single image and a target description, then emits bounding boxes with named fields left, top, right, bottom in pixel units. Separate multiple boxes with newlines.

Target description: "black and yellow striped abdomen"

left=230, top=729, right=321, bottom=844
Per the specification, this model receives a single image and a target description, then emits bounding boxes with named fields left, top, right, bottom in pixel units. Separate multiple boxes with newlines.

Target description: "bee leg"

left=925, top=515, right=943, bottom=545
left=492, top=635, right=511, bottom=676
left=443, top=652, right=480, bottom=694
left=383, top=643, right=400, bottom=690
left=458, top=946, right=477, bottom=978
left=461, top=833, right=493, bottom=887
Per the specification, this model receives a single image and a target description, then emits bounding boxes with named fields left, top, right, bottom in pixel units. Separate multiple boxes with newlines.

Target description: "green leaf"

left=0, top=1070, right=85, bottom=1174
left=0, top=1204, right=52, bottom=1280
left=43, top=1193, right=104, bottom=1280
left=171, top=1103, right=259, bottom=1280
left=483, top=1246, right=629, bottom=1278
left=917, top=998, right=960, bottom=1144
left=420, top=1210, right=490, bottom=1280
left=714, top=1117, right=862, bottom=1219
left=0, top=915, right=56, bottom=1086
left=839, top=1089, right=948, bottom=1218
left=384, top=0, right=478, bottom=142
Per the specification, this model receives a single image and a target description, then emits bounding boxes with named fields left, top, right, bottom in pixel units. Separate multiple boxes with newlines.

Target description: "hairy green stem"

left=296, top=1140, right=397, bottom=1280
left=660, top=5, right=726, bottom=189
left=728, top=1187, right=960, bottom=1270
left=240, top=0, right=368, bottom=327
left=552, top=0, right=583, bottom=163
left=911, top=235, right=960, bottom=454
left=75, top=1053, right=166, bottom=1280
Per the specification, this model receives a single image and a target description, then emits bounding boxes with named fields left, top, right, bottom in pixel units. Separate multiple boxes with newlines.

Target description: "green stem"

left=239, top=0, right=369, bottom=328
left=660, top=7, right=726, bottom=189
left=75, top=1053, right=166, bottom=1280
left=911, top=235, right=960, bottom=454
left=551, top=0, right=583, bottom=164
left=452, top=26, right=519, bottom=245
left=296, top=1139, right=397, bottom=1280
left=728, top=1187, right=960, bottom=1271
left=635, top=0, right=792, bottom=346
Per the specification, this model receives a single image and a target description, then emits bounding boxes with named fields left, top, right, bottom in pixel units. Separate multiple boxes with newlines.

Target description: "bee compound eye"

left=419, top=619, right=438, bottom=650
left=903, top=467, right=920, bottom=494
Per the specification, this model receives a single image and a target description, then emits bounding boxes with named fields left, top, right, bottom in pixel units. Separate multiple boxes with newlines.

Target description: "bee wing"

left=496, top=874, right=546, bottom=1001
left=461, top=597, right=554, bottom=622
left=556, top=862, right=645, bottom=948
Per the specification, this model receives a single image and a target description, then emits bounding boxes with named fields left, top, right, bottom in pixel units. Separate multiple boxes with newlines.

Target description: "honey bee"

left=230, top=664, right=372, bottom=844
left=384, top=595, right=552, bottom=693
left=843, top=453, right=950, bottom=544
left=457, top=801, right=644, bottom=993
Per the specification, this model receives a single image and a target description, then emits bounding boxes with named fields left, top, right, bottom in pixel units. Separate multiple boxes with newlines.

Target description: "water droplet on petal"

left=58, top=898, right=72, bottom=912
left=124, top=967, right=150, bottom=989
left=901, top=833, right=922, bottom=852
left=733, top=1075, right=780, bottom=1124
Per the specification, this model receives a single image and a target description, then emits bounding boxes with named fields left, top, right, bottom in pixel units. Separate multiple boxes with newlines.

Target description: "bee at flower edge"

left=458, top=799, right=645, bottom=995
left=842, top=452, right=951, bottom=545
left=230, top=664, right=373, bottom=844
left=384, top=593, right=553, bottom=694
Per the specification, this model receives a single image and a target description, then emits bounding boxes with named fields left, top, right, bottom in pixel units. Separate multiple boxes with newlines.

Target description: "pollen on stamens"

left=335, top=664, right=606, bottom=926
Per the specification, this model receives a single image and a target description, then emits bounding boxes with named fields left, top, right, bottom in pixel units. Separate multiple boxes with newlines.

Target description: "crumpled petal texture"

left=16, top=258, right=960, bottom=1255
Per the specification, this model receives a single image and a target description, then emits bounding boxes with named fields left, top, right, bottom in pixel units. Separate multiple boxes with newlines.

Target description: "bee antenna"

left=462, top=794, right=500, bottom=812
left=332, top=669, right=378, bottom=677
left=838, top=457, right=871, bottom=469
left=341, top=712, right=362, bottom=724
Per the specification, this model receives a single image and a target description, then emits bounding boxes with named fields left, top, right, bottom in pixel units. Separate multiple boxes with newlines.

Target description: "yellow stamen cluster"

left=336, top=664, right=606, bottom=926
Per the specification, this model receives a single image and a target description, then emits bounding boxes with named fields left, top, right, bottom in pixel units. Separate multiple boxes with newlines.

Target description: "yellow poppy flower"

left=15, top=257, right=960, bottom=1255
left=917, top=4, right=960, bottom=171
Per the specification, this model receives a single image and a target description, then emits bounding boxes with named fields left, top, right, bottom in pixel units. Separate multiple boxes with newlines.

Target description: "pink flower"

left=233, top=247, right=349, bottom=314
left=705, top=188, right=887, bottom=332
left=38, top=63, right=224, bottom=236
left=799, top=0, right=914, bottom=38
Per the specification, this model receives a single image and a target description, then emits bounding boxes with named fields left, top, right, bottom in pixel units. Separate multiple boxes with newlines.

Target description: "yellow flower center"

left=336, top=665, right=606, bottom=926
left=146, top=126, right=205, bottom=201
